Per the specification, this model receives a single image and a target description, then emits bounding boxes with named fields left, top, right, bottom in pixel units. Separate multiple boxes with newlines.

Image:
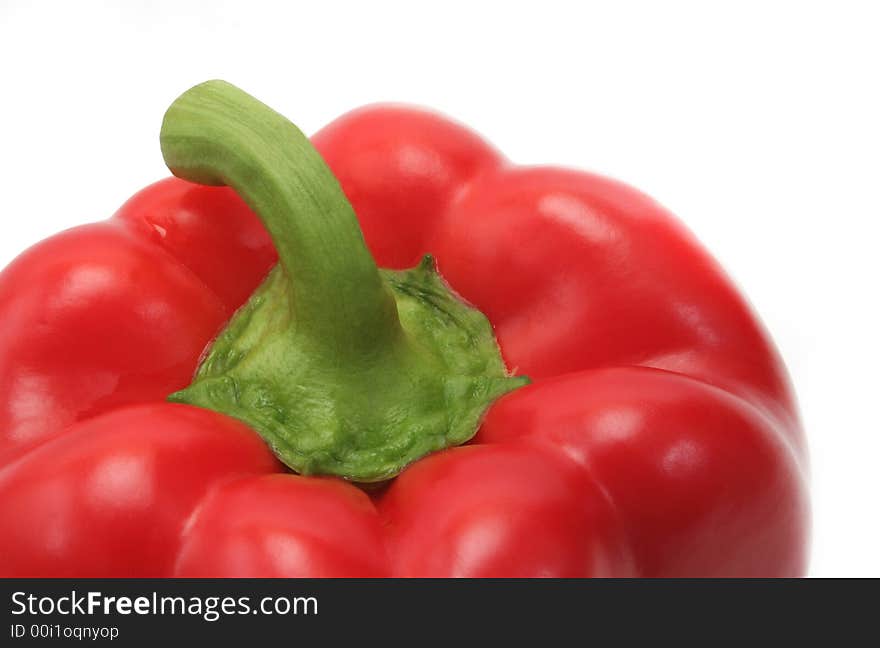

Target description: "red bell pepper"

left=0, top=81, right=808, bottom=577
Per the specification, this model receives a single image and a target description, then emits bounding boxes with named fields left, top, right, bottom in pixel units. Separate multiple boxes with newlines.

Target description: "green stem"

left=161, top=80, right=400, bottom=356
left=163, top=80, right=527, bottom=482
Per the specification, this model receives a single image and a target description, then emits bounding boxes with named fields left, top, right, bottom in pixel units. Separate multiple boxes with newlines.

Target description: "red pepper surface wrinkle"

left=0, top=105, right=808, bottom=577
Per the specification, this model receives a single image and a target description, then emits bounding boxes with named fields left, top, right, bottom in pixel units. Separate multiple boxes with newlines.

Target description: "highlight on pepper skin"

left=0, top=80, right=809, bottom=577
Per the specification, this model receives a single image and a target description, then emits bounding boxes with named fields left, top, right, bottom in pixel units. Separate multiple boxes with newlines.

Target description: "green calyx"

left=162, top=80, right=527, bottom=482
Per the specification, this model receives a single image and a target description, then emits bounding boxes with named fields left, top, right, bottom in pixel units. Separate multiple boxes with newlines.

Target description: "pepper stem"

left=161, top=80, right=401, bottom=356
left=163, top=81, right=527, bottom=482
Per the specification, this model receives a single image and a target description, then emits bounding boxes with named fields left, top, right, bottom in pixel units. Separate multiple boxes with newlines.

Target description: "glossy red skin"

left=0, top=105, right=808, bottom=576
left=0, top=404, right=280, bottom=577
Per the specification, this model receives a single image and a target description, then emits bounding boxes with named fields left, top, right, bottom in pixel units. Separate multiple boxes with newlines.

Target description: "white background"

left=1, top=1, right=877, bottom=576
